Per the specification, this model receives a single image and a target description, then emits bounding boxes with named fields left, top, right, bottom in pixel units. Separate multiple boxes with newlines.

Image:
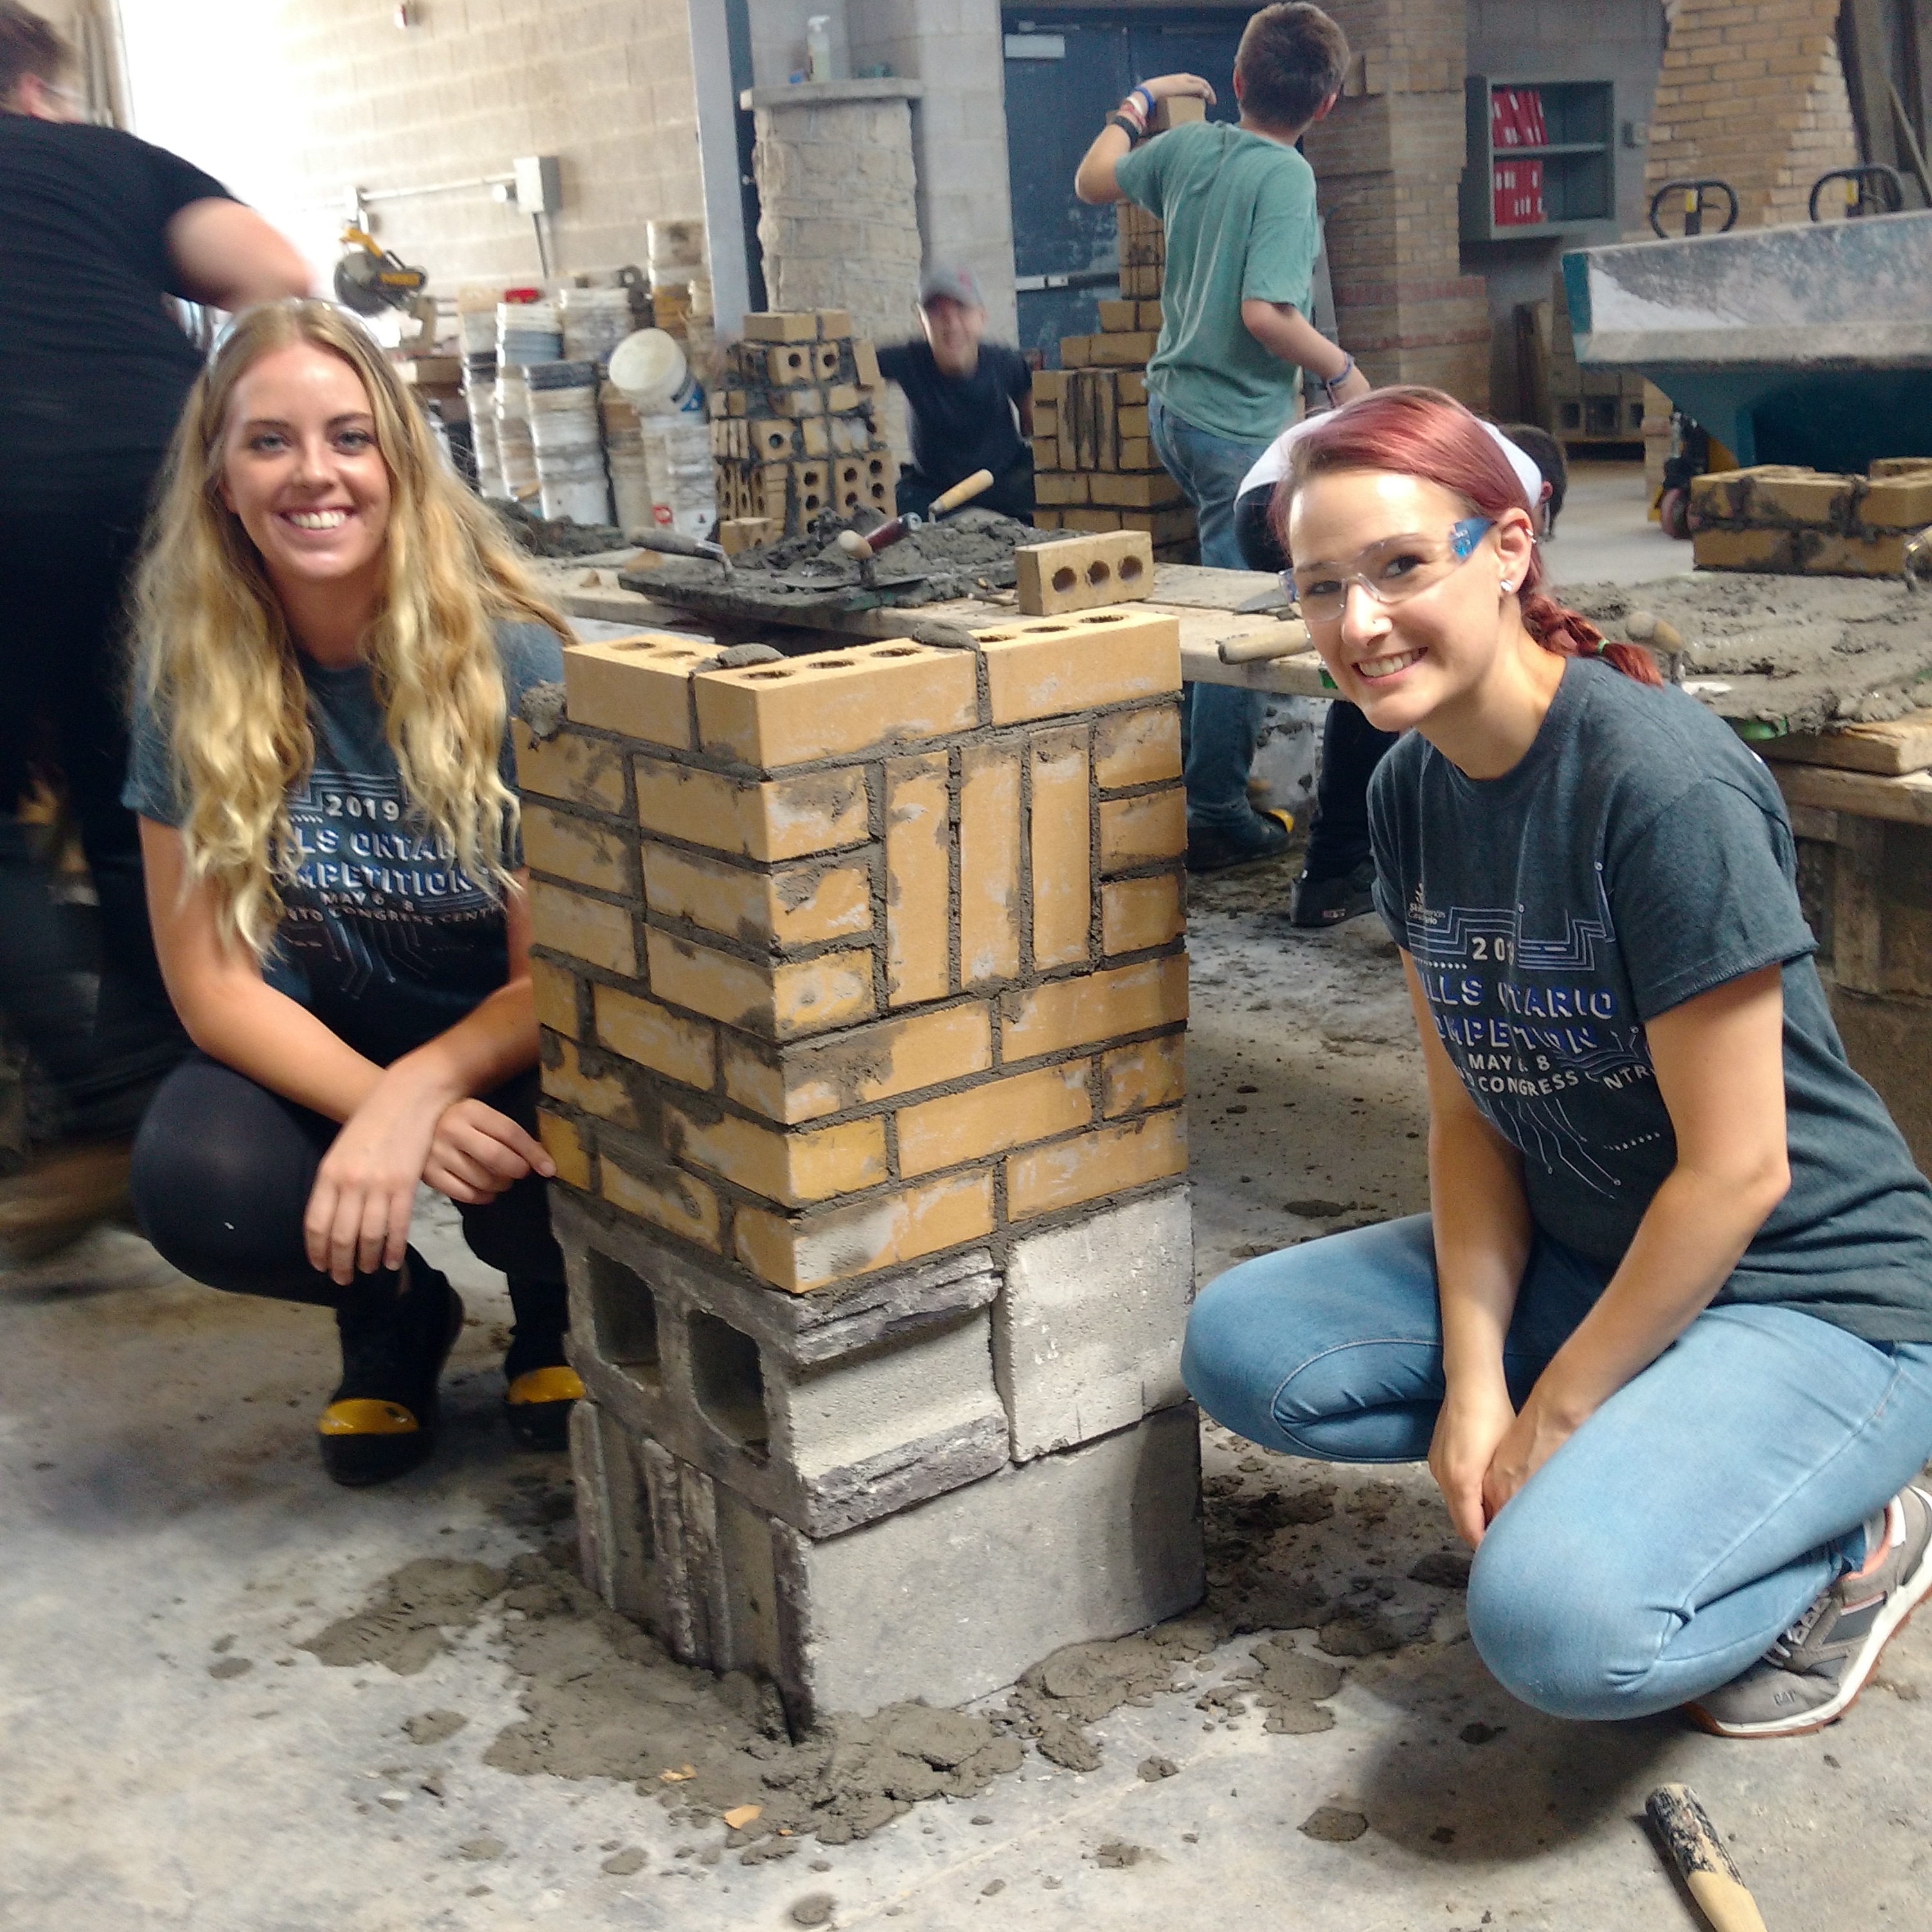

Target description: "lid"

left=607, top=327, right=689, bottom=402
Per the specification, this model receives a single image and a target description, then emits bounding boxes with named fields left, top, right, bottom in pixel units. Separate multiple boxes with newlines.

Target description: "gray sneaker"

left=1690, top=1485, right=1932, bottom=1738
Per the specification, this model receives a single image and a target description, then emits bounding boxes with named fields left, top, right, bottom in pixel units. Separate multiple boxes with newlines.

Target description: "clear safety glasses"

left=1285, top=516, right=1496, bottom=627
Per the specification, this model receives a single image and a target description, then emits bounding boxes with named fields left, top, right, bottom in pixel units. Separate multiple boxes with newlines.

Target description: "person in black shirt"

left=0, top=3, right=309, bottom=1257
left=875, top=264, right=1034, bottom=523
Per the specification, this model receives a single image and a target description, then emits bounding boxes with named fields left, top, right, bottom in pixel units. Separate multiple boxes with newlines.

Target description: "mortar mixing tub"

left=1561, top=210, right=1932, bottom=474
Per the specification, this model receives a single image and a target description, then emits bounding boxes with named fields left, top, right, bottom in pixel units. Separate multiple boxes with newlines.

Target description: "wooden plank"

left=1772, top=761, right=1932, bottom=828
left=1760, top=709, right=1932, bottom=776
left=1147, top=564, right=1284, bottom=611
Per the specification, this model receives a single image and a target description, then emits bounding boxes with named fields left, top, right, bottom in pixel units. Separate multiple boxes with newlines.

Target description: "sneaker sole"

left=1687, top=1485, right=1932, bottom=1739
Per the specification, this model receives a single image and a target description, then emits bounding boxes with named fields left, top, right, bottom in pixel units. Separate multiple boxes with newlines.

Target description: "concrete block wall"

left=523, top=614, right=1203, bottom=1723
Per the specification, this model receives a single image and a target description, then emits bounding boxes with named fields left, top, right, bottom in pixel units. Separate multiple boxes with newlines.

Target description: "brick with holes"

left=1014, top=530, right=1156, bottom=616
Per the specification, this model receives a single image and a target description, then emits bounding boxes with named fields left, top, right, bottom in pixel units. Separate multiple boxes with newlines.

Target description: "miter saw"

left=333, top=224, right=429, bottom=316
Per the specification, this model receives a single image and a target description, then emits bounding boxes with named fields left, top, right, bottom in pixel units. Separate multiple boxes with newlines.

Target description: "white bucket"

left=607, top=328, right=703, bottom=415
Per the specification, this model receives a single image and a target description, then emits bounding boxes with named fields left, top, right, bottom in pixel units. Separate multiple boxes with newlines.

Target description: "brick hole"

left=687, top=1310, right=768, bottom=1460
left=1031, top=623, right=1072, bottom=634
left=1087, top=613, right=1127, bottom=625
left=586, top=1251, right=661, bottom=1389
left=1051, top=566, right=1078, bottom=593
left=803, top=492, right=825, bottom=512
left=871, top=646, right=920, bottom=657
left=747, top=668, right=794, bottom=681
left=1118, top=556, right=1145, bottom=582
left=1085, top=560, right=1113, bottom=587
left=978, top=630, right=1016, bottom=642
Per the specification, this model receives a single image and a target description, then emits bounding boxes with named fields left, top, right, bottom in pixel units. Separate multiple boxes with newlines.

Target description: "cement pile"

left=493, top=497, right=629, bottom=558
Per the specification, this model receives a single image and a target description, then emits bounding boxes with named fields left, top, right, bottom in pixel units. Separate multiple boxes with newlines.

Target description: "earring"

left=1501, top=578, right=1514, bottom=594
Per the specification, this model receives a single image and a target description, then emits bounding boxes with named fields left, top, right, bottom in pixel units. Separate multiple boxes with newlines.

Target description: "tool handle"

left=1625, top=609, right=1684, bottom=652
left=930, top=469, right=996, bottom=517
left=626, top=529, right=722, bottom=563
left=1645, top=1786, right=1768, bottom=1932
left=1218, top=620, right=1312, bottom=665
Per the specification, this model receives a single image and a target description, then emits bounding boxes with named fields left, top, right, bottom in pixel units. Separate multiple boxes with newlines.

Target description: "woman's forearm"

left=181, top=975, right=386, bottom=1121
left=1431, top=1108, right=1534, bottom=1388
left=391, top=977, right=539, bottom=1107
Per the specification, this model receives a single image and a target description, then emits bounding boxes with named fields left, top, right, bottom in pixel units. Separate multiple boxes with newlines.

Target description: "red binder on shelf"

left=1491, top=158, right=1546, bottom=226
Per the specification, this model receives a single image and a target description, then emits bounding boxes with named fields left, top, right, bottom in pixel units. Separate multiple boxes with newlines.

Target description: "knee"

left=1181, top=1262, right=1278, bottom=1435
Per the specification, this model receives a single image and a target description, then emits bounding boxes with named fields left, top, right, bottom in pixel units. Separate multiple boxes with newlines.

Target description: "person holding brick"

left=1185, top=387, right=1932, bottom=1740
left=876, top=265, right=1035, bottom=524
left=120, top=300, right=581, bottom=1487
left=1075, top=2, right=1368, bottom=872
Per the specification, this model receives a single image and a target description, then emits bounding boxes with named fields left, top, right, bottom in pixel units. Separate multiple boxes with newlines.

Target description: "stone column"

left=521, top=611, right=1203, bottom=1728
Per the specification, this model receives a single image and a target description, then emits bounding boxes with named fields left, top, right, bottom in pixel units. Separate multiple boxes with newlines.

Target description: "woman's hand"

left=1429, top=1377, right=1517, bottom=1548
left=1480, top=1382, right=1589, bottom=1523
left=304, top=1073, right=455, bottom=1285
left=424, top=1098, right=554, bottom=1206
left=1142, top=71, right=1217, bottom=105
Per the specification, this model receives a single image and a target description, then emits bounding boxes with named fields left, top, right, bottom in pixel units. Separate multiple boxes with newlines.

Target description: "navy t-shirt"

left=875, top=339, right=1029, bottom=489
left=125, top=620, right=564, bottom=1066
left=1370, top=656, right=1932, bottom=1344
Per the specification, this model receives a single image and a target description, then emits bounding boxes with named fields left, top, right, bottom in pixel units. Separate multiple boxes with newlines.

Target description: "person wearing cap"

left=875, top=265, right=1035, bottom=524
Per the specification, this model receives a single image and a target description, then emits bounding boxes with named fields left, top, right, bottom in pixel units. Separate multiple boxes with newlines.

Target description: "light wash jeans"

left=1147, top=390, right=1278, bottom=833
left=1182, top=1213, right=1932, bottom=1721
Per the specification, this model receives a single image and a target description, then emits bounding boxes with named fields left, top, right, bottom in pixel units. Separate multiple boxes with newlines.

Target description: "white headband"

left=1237, top=411, right=1545, bottom=512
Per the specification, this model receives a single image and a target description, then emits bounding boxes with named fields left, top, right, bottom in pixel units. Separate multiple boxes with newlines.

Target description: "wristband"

left=1322, top=353, right=1355, bottom=391
left=1107, top=111, right=1144, bottom=141
left=1131, top=84, right=1156, bottom=121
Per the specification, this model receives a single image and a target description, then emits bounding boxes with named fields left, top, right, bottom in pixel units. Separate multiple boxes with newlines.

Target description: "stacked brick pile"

left=708, top=309, right=895, bottom=544
left=1031, top=202, right=1198, bottom=562
left=519, top=612, right=1203, bottom=1722
left=1689, top=460, right=1932, bottom=574
left=1548, top=271, right=1647, bottom=445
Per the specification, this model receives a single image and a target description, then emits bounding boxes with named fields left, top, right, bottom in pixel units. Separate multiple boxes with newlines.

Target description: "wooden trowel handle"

left=1218, top=620, right=1311, bottom=664
left=931, top=469, right=995, bottom=516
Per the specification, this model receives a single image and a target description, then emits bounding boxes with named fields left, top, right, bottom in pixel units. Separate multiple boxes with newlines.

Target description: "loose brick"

left=733, top=1170, right=996, bottom=1292
left=852, top=337, right=881, bottom=388
left=633, top=756, right=869, bottom=861
left=668, top=1106, right=887, bottom=1205
left=1101, top=1033, right=1186, bottom=1116
left=722, top=1003, right=994, bottom=1123
left=896, top=1060, right=1093, bottom=1177
left=1862, top=476, right=1932, bottom=528
left=601, top=1141, right=722, bottom=1251
left=593, top=982, right=717, bottom=1090
left=1014, top=531, right=1154, bottom=616
left=1029, top=728, right=1091, bottom=970
left=641, top=843, right=872, bottom=949
left=1102, top=873, right=1185, bottom=954
left=958, top=744, right=1021, bottom=988
left=1006, top=1109, right=1187, bottom=1217
left=1002, top=954, right=1188, bottom=1060
left=884, top=753, right=951, bottom=1006
left=562, top=634, right=713, bottom=749
left=1100, top=789, right=1186, bottom=873
left=530, top=879, right=637, bottom=976
left=742, top=311, right=818, bottom=341
left=645, top=931, right=875, bottom=1039
left=1093, top=705, right=1182, bottom=789
left=537, top=1107, right=592, bottom=1190
left=695, top=641, right=976, bottom=767
left=972, top=609, right=1181, bottom=726
left=542, top=1037, right=638, bottom=1126
left=522, top=802, right=632, bottom=894
left=512, top=722, right=627, bottom=814
left=530, top=955, right=580, bottom=1037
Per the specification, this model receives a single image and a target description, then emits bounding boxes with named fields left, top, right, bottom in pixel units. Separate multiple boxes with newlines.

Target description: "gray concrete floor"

left=6, top=871, right=1927, bottom=1931
left=1542, top=456, right=1697, bottom=592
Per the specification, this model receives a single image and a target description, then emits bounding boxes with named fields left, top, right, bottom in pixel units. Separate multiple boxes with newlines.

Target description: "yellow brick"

left=972, top=609, right=1181, bottom=726
left=694, top=640, right=977, bottom=767
left=1101, top=1033, right=1185, bottom=1116
left=668, top=1107, right=887, bottom=1205
left=529, top=879, right=636, bottom=976
left=1006, top=1109, right=1187, bottom=1217
left=884, top=752, right=951, bottom=1006
left=1014, top=532, right=1155, bottom=617
left=1060, top=508, right=1122, bottom=534
left=1100, top=789, right=1186, bottom=872
left=512, top=721, right=628, bottom=814
left=1035, top=472, right=1089, bottom=506
left=1136, top=301, right=1163, bottom=330
left=641, top=843, right=872, bottom=949
left=1693, top=526, right=1906, bottom=575
left=1031, top=369, right=1065, bottom=405
left=632, top=756, right=869, bottom=861
left=562, top=633, right=714, bottom=748
left=1861, top=476, right=1932, bottom=528
left=530, top=956, right=580, bottom=1037
left=1870, top=457, right=1932, bottom=478
left=733, top=1170, right=996, bottom=1292
left=1117, top=370, right=1148, bottom=406
left=1030, top=727, right=1091, bottom=970
left=593, top=983, right=716, bottom=1089
left=852, top=337, right=881, bottom=388
left=1116, top=404, right=1150, bottom=438
left=742, top=310, right=819, bottom=341
left=1060, top=334, right=1093, bottom=368
left=1748, top=472, right=1854, bottom=525
left=536, top=1108, right=592, bottom=1190
left=1002, top=954, right=1188, bottom=1060
left=521, top=802, right=631, bottom=893
left=751, top=418, right=798, bottom=461
left=1102, top=873, right=1185, bottom=954
left=897, top=1061, right=1092, bottom=1177
left=765, top=342, right=814, bottom=386
left=721, top=1001, right=993, bottom=1123
left=602, top=1143, right=722, bottom=1251
left=1093, top=705, right=1182, bottom=789
left=645, top=931, right=875, bottom=1039
left=541, top=1037, right=637, bottom=1126
left=958, top=744, right=1021, bottom=988
left=1091, top=330, right=1159, bottom=365
left=816, top=308, right=852, bottom=339
left=1118, top=438, right=1153, bottom=471
left=1091, top=469, right=1185, bottom=506
left=773, top=387, right=825, bottom=419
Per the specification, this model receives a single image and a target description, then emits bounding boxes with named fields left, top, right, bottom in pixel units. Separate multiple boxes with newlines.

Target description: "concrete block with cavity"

left=1015, top=531, right=1154, bottom=616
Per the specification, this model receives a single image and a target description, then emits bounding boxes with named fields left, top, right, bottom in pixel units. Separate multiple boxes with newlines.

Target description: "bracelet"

left=1107, top=111, right=1144, bottom=141
left=1132, top=84, right=1156, bottom=121
left=1321, top=353, right=1355, bottom=391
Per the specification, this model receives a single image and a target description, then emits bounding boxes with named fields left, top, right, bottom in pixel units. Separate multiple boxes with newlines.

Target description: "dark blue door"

left=1002, top=8, right=1246, bottom=364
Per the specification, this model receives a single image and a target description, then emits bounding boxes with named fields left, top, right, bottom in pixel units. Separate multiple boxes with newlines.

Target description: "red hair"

left=1277, top=386, right=1662, bottom=687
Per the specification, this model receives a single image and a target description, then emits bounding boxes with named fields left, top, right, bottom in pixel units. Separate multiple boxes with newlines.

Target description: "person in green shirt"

left=1075, top=3, right=1369, bottom=872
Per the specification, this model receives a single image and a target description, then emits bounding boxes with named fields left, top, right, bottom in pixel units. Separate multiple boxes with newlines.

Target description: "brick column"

left=521, top=614, right=1203, bottom=1726
left=1302, top=0, right=1490, bottom=406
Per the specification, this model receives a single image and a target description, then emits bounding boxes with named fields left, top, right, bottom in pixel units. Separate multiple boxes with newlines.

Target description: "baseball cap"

left=918, top=264, right=983, bottom=309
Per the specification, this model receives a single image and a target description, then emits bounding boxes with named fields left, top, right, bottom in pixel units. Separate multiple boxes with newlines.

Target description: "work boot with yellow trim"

left=319, top=1254, right=464, bottom=1487
left=502, top=1273, right=579, bottom=1451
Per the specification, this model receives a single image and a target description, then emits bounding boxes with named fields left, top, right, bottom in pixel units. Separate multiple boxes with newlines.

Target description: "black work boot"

left=501, top=1273, right=580, bottom=1451
left=318, top=1253, right=464, bottom=1487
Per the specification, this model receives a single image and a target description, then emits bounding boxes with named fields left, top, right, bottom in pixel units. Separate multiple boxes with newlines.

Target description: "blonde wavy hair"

left=131, top=298, right=568, bottom=955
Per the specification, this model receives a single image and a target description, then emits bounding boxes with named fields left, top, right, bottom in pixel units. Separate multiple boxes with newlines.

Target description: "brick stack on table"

left=519, top=612, right=1204, bottom=1723
left=1688, top=459, right=1932, bottom=575
left=708, top=310, right=896, bottom=550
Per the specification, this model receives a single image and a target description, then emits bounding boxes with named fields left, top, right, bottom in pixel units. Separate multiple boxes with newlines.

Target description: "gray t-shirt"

left=1370, top=656, right=1932, bottom=1344
left=125, top=618, right=564, bottom=1066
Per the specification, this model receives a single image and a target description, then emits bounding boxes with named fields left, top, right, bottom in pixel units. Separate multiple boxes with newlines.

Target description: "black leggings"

left=130, top=1052, right=566, bottom=1322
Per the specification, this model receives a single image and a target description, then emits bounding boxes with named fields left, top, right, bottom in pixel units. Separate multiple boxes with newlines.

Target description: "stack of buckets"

left=458, top=289, right=502, bottom=499
left=494, top=294, right=559, bottom=504
left=607, top=326, right=715, bottom=540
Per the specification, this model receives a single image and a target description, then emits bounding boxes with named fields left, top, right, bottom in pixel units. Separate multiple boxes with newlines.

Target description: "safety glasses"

left=1285, top=516, right=1495, bottom=626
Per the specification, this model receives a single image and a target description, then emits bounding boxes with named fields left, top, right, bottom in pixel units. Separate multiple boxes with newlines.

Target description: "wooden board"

left=1771, top=761, right=1932, bottom=829
left=1761, top=708, right=1932, bottom=777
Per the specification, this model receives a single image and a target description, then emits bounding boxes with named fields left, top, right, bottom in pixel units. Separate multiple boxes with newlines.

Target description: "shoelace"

left=1766, top=1593, right=1834, bottom=1665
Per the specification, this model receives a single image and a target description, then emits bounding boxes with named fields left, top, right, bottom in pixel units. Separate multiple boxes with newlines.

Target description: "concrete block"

left=1014, top=531, right=1154, bottom=616
left=971, top=609, right=1181, bottom=726
left=994, top=1186, right=1192, bottom=1460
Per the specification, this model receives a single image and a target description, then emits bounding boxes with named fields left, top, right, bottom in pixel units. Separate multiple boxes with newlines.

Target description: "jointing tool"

left=1627, top=609, right=1685, bottom=683
left=1645, top=1784, right=1769, bottom=1932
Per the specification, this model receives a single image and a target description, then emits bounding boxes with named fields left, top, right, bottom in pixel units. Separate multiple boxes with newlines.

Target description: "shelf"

left=1460, top=76, right=1616, bottom=245
left=1498, top=141, right=1606, bottom=158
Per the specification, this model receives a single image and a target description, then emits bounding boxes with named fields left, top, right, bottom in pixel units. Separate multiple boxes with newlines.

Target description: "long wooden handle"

left=1645, top=1786, right=1768, bottom=1932
left=931, top=468, right=996, bottom=515
left=1218, top=620, right=1312, bottom=664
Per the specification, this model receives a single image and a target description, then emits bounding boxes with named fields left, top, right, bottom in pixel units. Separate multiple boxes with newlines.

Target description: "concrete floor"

left=1541, top=456, right=1697, bottom=591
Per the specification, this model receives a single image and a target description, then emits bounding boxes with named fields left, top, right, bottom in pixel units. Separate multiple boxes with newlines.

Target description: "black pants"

left=896, top=453, right=1034, bottom=524
left=130, top=1053, right=566, bottom=1328
left=0, top=482, right=186, bottom=1143
left=1231, top=482, right=1399, bottom=884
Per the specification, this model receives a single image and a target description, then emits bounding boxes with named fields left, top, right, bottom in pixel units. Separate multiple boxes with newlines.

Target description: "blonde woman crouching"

left=125, top=299, right=578, bottom=1486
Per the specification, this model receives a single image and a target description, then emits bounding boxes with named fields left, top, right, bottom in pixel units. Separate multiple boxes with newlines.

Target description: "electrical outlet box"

left=513, top=155, right=562, bottom=214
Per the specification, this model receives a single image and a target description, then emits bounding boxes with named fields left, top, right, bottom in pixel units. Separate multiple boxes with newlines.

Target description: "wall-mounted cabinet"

left=1459, top=76, right=1615, bottom=244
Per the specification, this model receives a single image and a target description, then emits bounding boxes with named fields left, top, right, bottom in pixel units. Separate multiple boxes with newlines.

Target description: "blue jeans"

left=1147, top=390, right=1276, bottom=833
left=1183, top=1214, right=1932, bottom=1721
